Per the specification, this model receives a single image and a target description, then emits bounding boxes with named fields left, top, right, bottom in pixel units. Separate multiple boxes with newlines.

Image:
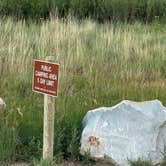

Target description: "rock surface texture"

left=80, top=100, right=166, bottom=166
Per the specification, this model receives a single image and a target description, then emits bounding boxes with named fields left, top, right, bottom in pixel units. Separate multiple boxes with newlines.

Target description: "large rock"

left=80, top=100, right=166, bottom=166
left=0, top=97, right=6, bottom=109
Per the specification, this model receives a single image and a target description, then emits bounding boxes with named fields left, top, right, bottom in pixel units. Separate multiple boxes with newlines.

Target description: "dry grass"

left=0, top=18, right=165, bottom=94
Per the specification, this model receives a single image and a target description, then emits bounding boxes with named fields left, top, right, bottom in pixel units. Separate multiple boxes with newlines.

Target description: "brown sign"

left=33, top=60, right=60, bottom=97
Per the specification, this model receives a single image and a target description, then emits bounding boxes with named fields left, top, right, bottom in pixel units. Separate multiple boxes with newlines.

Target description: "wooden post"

left=43, top=56, right=55, bottom=159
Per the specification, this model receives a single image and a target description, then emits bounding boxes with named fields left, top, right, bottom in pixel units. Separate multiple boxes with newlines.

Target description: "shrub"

left=0, top=0, right=49, bottom=19
left=0, top=0, right=165, bottom=22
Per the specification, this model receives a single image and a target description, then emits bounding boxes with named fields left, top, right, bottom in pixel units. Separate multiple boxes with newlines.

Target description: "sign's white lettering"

left=35, top=71, right=48, bottom=78
left=49, top=74, right=57, bottom=80
left=37, top=78, right=46, bottom=85
left=46, top=80, right=54, bottom=86
left=41, top=65, right=52, bottom=72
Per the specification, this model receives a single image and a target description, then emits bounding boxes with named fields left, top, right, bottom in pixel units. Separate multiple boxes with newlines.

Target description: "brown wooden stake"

left=43, top=56, right=55, bottom=159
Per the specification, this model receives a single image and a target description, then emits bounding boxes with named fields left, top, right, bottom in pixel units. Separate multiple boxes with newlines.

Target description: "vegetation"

left=128, top=158, right=152, bottom=166
left=0, top=0, right=165, bottom=22
left=160, top=147, right=166, bottom=166
left=33, top=159, right=56, bottom=166
left=0, top=17, right=165, bottom=165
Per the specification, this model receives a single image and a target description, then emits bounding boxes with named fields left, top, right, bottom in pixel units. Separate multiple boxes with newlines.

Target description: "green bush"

left=0, top=0, right=165, bottom=22
left=0, top=0, right=49, bottom=19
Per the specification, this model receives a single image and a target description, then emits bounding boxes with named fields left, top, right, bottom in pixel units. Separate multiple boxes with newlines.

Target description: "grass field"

left=0, top=17, right=166, bottom=165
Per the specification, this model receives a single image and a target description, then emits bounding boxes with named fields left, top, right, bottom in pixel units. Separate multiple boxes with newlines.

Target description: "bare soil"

left=10, top=163, right=29, bottom=166
left=9, top=161, right=116, bottom=166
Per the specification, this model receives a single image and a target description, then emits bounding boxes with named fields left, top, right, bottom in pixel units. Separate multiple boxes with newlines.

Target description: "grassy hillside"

left=0, top=18, right=166, bottom=164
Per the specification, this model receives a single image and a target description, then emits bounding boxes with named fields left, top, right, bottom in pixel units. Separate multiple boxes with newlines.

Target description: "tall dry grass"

left=0, top=18, right=165, bottom=90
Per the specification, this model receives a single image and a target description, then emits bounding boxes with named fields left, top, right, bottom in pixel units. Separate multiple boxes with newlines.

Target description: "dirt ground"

left=10, top=163, right=28, bottom=166
left=10, top=163, right=89, bottom=166
left=10, top=161, right=116, bottom=166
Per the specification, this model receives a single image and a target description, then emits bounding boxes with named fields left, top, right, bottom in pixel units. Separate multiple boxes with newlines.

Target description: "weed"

left=128, top=158, right=152, bottom=166
left=33, top=159, right=55, bottom=166
left=160, top=147, right=166, bottom=166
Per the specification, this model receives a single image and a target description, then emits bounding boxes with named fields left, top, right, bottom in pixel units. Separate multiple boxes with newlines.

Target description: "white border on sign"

left=34, top=59, right=60, bottom=66
left=32, top=59, right=60, bottom=98
left=32, top=89, right=59, bottom=98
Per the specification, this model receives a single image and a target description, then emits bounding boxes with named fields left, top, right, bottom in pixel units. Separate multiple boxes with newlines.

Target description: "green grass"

left=128, top=158, right=152, bottom=166
left=0, top=18, right=165, bottom=164
left=33, top=159, right=56, bottom=166
left=0, top=124, right=17, bottom=161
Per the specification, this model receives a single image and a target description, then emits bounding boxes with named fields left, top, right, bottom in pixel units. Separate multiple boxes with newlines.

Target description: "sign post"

left=33, top=56, right=60, bottom=159
left=43, top=93, right=55, bottom=159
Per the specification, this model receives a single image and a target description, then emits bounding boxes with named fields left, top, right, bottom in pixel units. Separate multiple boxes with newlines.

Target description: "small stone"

left=0, top=97, right=6, bottom=109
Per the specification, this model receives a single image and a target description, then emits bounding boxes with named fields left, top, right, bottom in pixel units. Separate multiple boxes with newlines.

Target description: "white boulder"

left=80, top=100, right=166, bottom=166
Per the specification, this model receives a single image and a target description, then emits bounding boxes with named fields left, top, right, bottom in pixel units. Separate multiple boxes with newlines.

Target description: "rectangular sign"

left=33, top=60, right=60, bottom=97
